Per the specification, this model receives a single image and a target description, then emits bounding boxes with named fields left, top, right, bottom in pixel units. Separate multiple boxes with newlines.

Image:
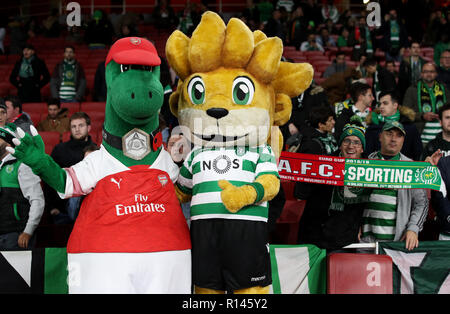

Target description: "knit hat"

left=339, top=115, right=366, bottom=149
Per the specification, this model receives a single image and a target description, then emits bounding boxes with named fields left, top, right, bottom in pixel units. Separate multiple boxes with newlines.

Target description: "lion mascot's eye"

left=232, top=76, right=255, bottom=105
left=187, top=76, right=206, bottom=105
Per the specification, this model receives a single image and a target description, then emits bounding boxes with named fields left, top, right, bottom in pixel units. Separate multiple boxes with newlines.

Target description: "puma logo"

left=111, top=178, right=122, bottom=189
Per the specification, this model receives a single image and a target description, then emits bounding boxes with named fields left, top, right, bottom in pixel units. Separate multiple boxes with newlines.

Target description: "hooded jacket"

left=37, top=107, right=70, bottom=135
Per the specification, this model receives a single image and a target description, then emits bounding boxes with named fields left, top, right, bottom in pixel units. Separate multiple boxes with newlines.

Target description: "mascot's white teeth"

left=194, top=133, right=247, bottom=142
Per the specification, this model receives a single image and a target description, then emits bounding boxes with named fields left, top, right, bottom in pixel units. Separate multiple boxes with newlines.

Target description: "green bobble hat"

left=339, top=115, right=366, bottom=149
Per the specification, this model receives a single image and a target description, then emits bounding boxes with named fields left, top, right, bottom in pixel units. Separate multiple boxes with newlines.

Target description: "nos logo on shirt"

left=202, top=155, right=240, bottom=174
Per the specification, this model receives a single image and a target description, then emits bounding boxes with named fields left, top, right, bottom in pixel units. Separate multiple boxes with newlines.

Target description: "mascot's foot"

left=234, top=286, right=270, bottom=294
left=195, top=285, right=269, bottom=294
left=195, top=286, right=225, bottom=294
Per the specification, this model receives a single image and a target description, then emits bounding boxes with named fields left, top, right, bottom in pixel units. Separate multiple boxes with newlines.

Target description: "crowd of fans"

left=0, top=0, right=450, bottom=253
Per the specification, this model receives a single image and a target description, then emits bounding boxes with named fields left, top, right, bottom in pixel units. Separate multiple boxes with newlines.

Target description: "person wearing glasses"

left=403, top=62, right=450, bottom=146
left=295, top=117, right=371, bottom=251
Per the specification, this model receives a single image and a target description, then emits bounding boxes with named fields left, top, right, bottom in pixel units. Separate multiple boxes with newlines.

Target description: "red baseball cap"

left=105, top=37, right=161, bottom=67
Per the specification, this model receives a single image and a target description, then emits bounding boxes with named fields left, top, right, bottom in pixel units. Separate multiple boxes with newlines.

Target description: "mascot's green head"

left=105, top=37, right=163, bottom=129
left=103, top=37, right=165, bottom=165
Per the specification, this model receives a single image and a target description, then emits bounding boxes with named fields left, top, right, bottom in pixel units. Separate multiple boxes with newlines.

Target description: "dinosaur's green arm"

left=8, top=126, right=67, bottom=194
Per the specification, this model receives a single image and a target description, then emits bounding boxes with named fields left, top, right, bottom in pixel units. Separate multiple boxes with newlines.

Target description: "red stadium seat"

left=61, top=102, right=81, bottom=115
left=22, top=103, right=48, bottom=115
left=27, top=112, right=42, bottom=126
left=327, top=253, right=393, bottom=294
left=80, top=102, right=106, bottom=113
left=39, top=131, right=61, bottom=154
left=270, top=180, right=306, bottom=244
left=307, top=55, right=329, bottom=62
left=303, top=50, right=325, bottom=57
left=314, top=64, right=331, bottom=73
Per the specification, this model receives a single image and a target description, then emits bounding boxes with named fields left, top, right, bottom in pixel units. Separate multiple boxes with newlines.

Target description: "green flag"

left=379, top=241, right=450, bottom=294
left=269, top=244, right=326, bottom=294
left=0, top=248, right=68, bottom=294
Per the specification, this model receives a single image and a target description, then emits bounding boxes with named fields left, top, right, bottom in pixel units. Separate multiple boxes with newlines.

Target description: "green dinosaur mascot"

left=5, top=37, right=191, bottom=293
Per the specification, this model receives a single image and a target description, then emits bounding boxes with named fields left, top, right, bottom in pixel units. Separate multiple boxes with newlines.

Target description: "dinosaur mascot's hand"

left=7, top=126, right=46, bottom=170
left=218, top=180, right=258, bottom=213
left=5, top=125, right=67, bottom=194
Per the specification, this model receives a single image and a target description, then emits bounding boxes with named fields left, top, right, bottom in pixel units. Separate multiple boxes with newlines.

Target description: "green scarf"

left=334, top=98, right=353, bottom=117
left=371, top=109, right=400, bottom=125
left=365, top=26, right=373, bottom=54
left=19, top=56, right=34, bottom=78
left=317, top=132, right=338, bottom=155
left=330, top=150, right=370, bottom=212
left=417, top=80, right=447, bottom=114
left=377, top=151, right=401, bottom=161
left=329, top=185, right=371, bottom=212
left=390, top=20, right=400, bottom=49
left=62, top=59, right=76, bottom=86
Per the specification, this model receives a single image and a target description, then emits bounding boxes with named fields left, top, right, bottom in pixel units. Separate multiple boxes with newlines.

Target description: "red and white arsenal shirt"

left=60, top=145, right=191, bottom=253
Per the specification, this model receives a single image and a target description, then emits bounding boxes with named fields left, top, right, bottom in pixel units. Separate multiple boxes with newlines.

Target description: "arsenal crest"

left=122, top=128, right=151, bottom=160
left=158, top=174, right=168, bottom=186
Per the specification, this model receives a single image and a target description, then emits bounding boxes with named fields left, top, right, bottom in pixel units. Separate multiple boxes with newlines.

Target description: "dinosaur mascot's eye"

left=232, top=76, right=254, bottom=105
left=187, top=76, right=205, bottom=105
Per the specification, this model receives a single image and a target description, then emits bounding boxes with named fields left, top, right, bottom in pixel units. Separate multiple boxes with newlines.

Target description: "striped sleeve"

left=176, top=151, right=195, bottom=195
left=255, top=145, right=279, bottom=178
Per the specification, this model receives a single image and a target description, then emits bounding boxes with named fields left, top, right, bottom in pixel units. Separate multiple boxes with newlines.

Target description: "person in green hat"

left=296, top=116, right=371, bottom=251
left=84, top=9, right=114, bottom=49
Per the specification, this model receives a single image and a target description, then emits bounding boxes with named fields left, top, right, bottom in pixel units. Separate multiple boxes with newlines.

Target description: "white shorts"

left=67, top=250, right=191, bottom=294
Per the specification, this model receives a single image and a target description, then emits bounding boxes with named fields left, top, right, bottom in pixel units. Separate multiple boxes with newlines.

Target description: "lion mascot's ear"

left=273, top=62, right=314, bottom=127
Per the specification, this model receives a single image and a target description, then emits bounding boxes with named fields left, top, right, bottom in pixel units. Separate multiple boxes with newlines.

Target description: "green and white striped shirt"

left=361, top=188, right=398, bottom=240
left=177, top=145, right=279, bottom=222
left=421, top=121, right=442, bottom=145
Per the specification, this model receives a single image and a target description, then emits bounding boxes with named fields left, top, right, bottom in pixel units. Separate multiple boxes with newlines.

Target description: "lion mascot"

left=166, top=11, right=313, bottom=294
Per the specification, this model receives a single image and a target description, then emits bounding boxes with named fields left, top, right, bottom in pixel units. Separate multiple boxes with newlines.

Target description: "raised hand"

left=6, top=125, right=47, bottom=171
left=5, top=125, right=67, bottom=194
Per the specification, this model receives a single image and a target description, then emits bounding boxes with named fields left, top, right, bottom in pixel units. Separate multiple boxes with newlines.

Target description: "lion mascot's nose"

left=206, top=108, right=229, bottom=119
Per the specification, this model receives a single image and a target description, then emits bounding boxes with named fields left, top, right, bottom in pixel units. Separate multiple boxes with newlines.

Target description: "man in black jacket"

left=334, top=82, right=373, bottom=141
left=9, top=44, right=50, bottom=103
left=422, top=102, right=450, bottom=160
left=45, top=112, right=96, bottom=224
left=431, top=153, right=450, bottom=240
left=398, top=41, right=427, bottom=102
left=363, top=58, right=397, bottom=103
